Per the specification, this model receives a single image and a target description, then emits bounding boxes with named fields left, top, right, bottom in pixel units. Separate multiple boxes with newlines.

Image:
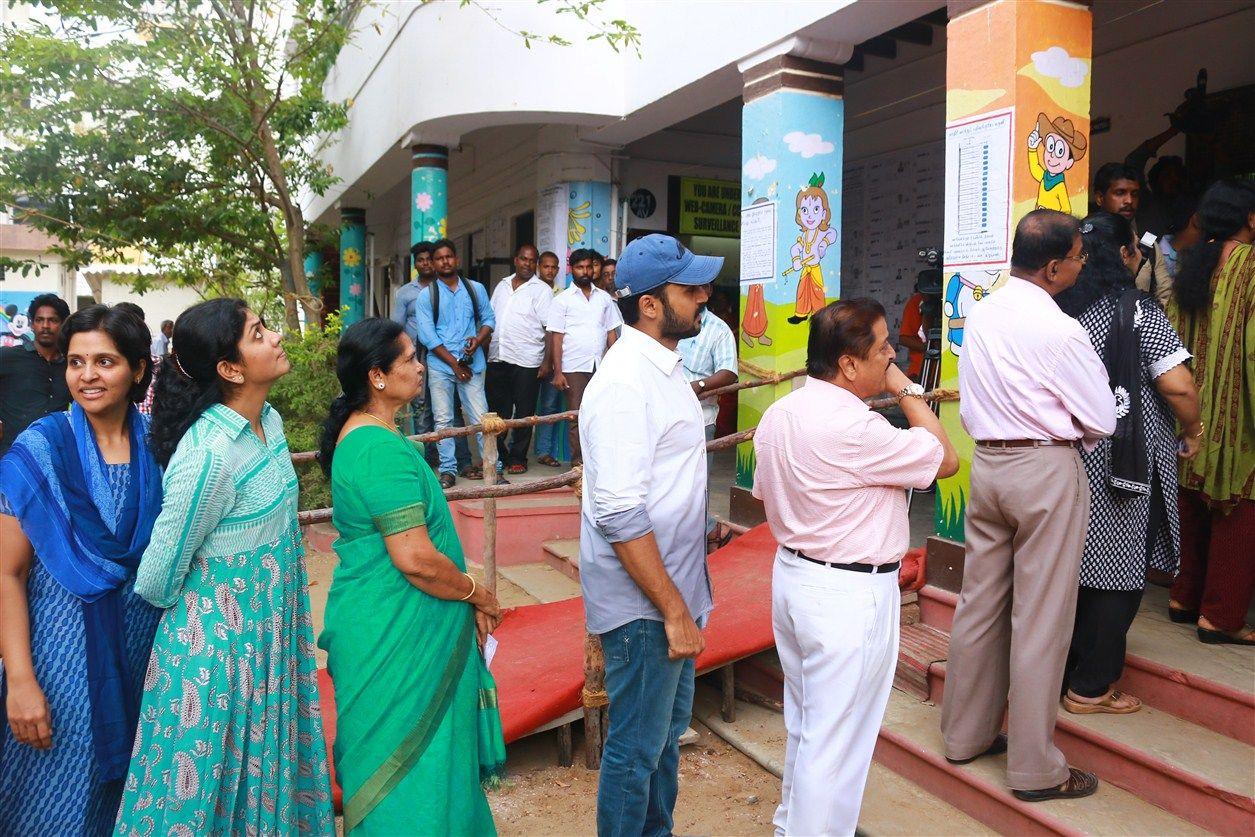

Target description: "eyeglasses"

left=1061, top=250, right=1089, bottom=265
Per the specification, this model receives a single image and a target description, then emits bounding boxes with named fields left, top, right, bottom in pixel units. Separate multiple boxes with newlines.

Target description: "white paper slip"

left=483, top=634, right=498, bottom=670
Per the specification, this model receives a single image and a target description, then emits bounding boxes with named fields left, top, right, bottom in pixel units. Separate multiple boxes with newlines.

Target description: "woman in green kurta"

left=116, top=299, right=334, bottom=834
left=1165, top=180, right=1255, bottom=645
left=318, top=318, right=506, bottom=834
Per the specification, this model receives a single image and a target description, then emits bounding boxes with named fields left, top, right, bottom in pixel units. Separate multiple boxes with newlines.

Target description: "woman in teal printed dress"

left=114, top=299, right=334, bottom=835
left=0, top=305, right=163, bottom=835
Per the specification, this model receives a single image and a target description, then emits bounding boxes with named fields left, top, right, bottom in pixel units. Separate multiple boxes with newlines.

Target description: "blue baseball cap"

left=613, top=234, right=724, bottom=298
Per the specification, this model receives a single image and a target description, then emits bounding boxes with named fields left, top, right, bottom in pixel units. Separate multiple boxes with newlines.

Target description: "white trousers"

left=771, top=547, right=900, bottom=837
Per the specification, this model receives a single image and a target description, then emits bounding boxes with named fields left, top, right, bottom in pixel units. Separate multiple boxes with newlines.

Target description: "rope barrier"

left=288, top=366, right=812, bottom=464
left=295, top=386, right=960, bottom=525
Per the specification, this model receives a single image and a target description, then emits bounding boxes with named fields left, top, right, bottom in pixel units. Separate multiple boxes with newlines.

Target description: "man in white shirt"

left=579, top=233, right=719, bottom=837
left=547, top=247, right=623, bottom=465
left=486, top=244, right=552, bottom=474
left=941, top=209, right=1116, bottom=803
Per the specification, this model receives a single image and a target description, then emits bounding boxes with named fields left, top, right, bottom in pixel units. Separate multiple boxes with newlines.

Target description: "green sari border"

left=343, top=613, right=473, bottom=832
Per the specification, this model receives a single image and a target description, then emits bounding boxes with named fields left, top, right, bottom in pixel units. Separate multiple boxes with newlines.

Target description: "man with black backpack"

left=414, top=238, right=496, bottom=488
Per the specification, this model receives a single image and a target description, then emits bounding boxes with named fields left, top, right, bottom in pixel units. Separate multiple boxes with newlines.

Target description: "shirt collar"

left=621, top=325, right=682, bottom=375
left=1005, top=275, right=1056, bottom=305
left=804, top=376, right=869, bottom=410
left=204, top=402, right=273, bottom=439
left=23, top=341, right=63, bottom=362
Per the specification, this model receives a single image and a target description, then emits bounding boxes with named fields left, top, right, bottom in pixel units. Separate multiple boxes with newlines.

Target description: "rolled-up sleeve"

left=856, top=416, right=945, bottom=490
left=1047, top=330, right=1117, bottom=446
left=476, top=282, right=495, bottom=331
left=583, top=384, right=655, bottom=543
left=414, top=286, right=441, bottom=352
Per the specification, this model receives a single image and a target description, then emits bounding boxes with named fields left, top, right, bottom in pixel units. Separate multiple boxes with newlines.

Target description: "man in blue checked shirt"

left=414, top=238, right=496, bottom=489
left=676, top=286, right=738, bottom=533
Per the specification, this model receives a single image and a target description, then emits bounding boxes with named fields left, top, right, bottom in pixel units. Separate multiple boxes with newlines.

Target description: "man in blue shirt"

left=393, top=241, right=472, bottom=472
left=414, top=238, right=495, bottom=488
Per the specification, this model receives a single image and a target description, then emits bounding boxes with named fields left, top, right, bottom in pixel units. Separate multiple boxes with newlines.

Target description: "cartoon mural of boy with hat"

left=1027, top=112, right=1087, bottom=215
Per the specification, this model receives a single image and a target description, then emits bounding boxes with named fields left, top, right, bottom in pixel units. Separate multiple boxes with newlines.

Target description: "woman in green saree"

left=1165, top=180, right=1255, bottom=646
left=318, top=318, right=506, bottom=834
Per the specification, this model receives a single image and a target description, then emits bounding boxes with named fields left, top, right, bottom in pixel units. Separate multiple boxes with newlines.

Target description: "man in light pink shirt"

left=754, top=299, right=957, bottom=836
left=941, top=209, right=1116, bottom=804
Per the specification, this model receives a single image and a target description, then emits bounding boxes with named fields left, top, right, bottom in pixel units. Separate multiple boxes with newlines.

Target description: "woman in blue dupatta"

left=0, top=304, right=163, bottom=835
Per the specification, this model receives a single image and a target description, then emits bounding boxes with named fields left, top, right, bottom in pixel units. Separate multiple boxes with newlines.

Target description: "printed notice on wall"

left=944, top=109, right=1014, bottom=269
left=536, top=184, right=568, bottom=266
left=740, top=200, right=776, bottom=285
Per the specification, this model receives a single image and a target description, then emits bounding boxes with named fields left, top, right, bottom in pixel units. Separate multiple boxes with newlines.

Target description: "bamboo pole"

left=480, top=413, right=501, bottom=595
left=582, top=632, right=608, bottom=769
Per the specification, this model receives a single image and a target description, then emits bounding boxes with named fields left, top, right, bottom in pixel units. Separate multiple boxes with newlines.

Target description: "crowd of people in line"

left=0, top=169, right=1250, bottom=835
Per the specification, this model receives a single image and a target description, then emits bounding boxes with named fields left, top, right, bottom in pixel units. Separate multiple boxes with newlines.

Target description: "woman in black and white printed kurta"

left=1057, top=213, right=1198, bottom=715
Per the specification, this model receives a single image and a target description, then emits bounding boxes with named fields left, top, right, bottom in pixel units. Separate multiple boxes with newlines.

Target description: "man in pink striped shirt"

left=941, top=209, right=1116, bottom=803
left=754, top=299, right=957, bottom=835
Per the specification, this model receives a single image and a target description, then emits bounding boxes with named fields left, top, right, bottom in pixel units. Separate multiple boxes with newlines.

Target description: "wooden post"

left=583, top=632, right=607, bottom=769
left=481, top=412, right=500, bottom=594
left=720, top=665, right=737, bottom=723
left=557, top=723, right=574, bottom=767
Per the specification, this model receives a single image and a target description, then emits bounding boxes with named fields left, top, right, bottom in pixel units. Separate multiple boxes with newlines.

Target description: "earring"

left=376, top=382, right=384, bottom=390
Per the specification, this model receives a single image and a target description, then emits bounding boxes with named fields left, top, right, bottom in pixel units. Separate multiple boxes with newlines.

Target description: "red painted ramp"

left=316, top=523, right=781, bottom=810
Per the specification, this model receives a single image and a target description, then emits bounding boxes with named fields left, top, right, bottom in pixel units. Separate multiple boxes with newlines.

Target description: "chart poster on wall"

left=943, top=108, right=1014, bottom=269
left=739, top=200, right=777, bottom=284
left=678, top=177, right=741, bottom=238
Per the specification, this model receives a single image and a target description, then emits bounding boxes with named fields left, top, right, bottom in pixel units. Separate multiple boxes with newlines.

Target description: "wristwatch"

left=696, top=379, right=707, bottom=391
left=898, top=383, right=926, bottom=401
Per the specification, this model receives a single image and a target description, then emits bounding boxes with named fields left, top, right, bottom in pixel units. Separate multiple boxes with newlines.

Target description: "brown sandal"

left=536, top=455, right=560, bottom=467
left=1063, top=689, right=1142, bottom=715
left=1012, top=767, right=1099, bottom=802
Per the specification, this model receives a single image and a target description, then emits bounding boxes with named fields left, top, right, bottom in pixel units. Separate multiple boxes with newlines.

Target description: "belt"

left=783, top=547, right=900, bottom=574
left=975, top=439, right=1077, bottom=448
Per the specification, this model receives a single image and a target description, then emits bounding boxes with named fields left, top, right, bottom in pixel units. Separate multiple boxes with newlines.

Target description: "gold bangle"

left=458, top=571, right=477, bottom=602
left=1190, top=424, right=1205, bottom=439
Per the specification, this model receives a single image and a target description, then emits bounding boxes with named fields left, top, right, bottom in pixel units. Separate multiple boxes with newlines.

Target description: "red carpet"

left=316, top=523, right=782, bottom=810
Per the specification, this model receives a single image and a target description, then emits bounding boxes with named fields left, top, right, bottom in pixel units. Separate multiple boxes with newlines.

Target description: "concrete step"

left=541, top=538, right=580, bottom=582
left=918, top=584, right=1255, bottom=747
left=690, top=685, right=995, bottom=836
left=919, top=637, right=1255, bottom=833
left=303, top=521, right=338, bottom=554
left=878, top=690, right=1206, bottom=836
left=451, top=491, right=580, bottom=569
left=498, top=561, right=581, bottom=605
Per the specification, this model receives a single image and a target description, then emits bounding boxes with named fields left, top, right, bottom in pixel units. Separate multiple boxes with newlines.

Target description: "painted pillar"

left=566, top=180, right=612, bottom=286
left=303, top=252, right=323, bottom=296
left=935, top=0, right=1093, bottom=539
left=339, top=207, right=367, bottom=326
left=411, top=144, right=449, bottom=253
left=736, top=53, right=845, bottom=488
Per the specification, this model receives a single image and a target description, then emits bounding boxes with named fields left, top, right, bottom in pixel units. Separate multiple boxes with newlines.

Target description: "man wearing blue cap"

left=578, top=233, right=720, bottom=837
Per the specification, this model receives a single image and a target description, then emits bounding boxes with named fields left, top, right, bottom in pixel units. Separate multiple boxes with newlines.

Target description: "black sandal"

left=1198, top=626, right=1255, bottom=646
left=946, top=733, right=1007, bottom=765
left=1012, top=768, right=1098, bottom=802
left=1168, top=606, right=1199, bottom=624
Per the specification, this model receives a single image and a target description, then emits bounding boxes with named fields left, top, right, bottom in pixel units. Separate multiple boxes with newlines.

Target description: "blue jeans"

left=408, top=377, right=470, bottom=470
left=597, top=619, right=696, bottom=837
left=534, top=380, right=562, bottom=458
left=428, top=366, right=489, bottom=475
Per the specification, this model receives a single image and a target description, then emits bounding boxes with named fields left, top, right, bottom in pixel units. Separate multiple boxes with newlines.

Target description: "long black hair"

left=149, top=298, right=248, bottom=466
left=1174, top=180, right=1255, bottom=314
left=1056, top=212, right=1136, bottom=318
left=318, top=318, right=407, bottom=477
left=60, top=304, right=154, bottom=403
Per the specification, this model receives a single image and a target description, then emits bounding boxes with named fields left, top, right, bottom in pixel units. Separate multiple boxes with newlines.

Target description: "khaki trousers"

left=940, top=444, right=1090, bottom=791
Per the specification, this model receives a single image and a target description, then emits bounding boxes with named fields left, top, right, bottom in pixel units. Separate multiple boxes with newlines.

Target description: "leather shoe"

left=1012, top=767, right=1098, bottom=802
left=945, top=733, right=1007, bottom=765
